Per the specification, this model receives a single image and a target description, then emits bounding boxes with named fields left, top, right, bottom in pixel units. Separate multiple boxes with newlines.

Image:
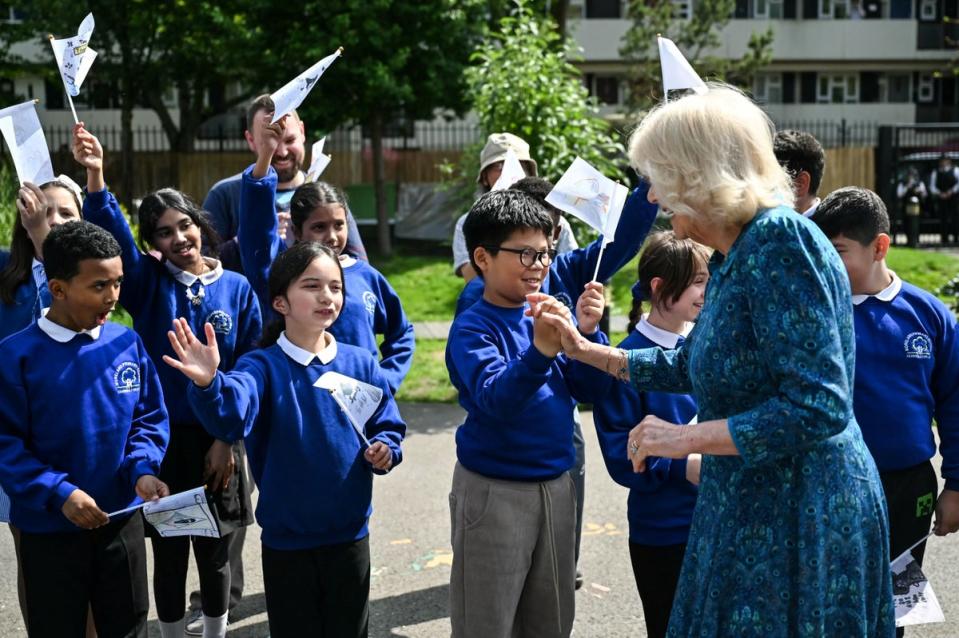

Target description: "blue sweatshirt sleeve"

left=551, top=182, right=659, bottom=290
left=370, top=270, right=415, bottom=394
left=365, top=358, right=406, bottom=474
left=344, top=208, right=368, bottom=262
left=234, top=282, right=264, bottom=359
left=933, top=305, right=959, bottom=490
left=447, top=322, right=555, bottom=420
left=203, top=180, right=237, bottom=241
left=237, top=165, right=283, bottom=321
left=120, top=339, right=171, bottom=489
left=188, top=355, right=267, bottom=443
left=593, top=380, right=687, bottom=493
left=564, top=329, right=614, bottom=404
left=0, top=358, right=78, bottom=510
left=83, top=188, right=155, bottom=316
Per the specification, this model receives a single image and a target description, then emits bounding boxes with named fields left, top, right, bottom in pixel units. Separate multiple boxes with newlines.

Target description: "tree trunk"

left=370, top=114, right=391, bottom=257
left=550, top=0, right=569, bottom=39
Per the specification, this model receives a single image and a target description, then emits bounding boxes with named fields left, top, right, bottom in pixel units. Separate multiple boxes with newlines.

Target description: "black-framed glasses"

left=484, top=245, right=557, bottom=267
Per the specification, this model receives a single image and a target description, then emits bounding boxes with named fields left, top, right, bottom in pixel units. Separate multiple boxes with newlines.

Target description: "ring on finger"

left=628, top=441, right=639, bottom=456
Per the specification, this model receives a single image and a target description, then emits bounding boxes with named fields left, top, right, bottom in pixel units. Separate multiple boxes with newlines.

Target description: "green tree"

left=620, top=0, right=774, bottom=112
left=463, top=0, right=626, bottom=186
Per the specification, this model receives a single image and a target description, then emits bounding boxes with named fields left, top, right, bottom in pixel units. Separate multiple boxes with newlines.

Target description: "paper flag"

left=891, top=537, right=945, bottom=627
left=271, top=48, right=342, bottom=123
left=49, top=13, right=98, bottom=97
left=491, top=148, right=527, bottom=191
left=545, top=157, right=628, bottom=247
left=108, top=486, right=220, bottom=538
left=0, top=101, right=55, bottom=185
left=658, top=36, right=707, bottom=97
left=307, top=137, right=331, bottom=182
left=314, top=371, right=384, bottom=446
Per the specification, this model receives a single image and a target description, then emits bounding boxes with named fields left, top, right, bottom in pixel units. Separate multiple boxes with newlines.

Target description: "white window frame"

left=754, top=0, right=784, bottom=18
left=819, top=0, right=852, bottom=17
left=918, top=74, right=935, bottom=102
left=672, top=0, right=692, bottom=19
left=920, top=0, right=937, bottom=19
left=878, top=73, right=912, bottom=103
left=754, top=73, right=783, bottom=103
left=817, top=73, right=859, bottom=103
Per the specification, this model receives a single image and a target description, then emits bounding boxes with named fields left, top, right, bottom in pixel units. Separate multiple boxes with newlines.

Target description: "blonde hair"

left=628, top=84, right=794, bottom=227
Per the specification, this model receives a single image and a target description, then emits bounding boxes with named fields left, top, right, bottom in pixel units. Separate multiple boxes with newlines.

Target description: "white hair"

left=628, top=83, right=795, bottom=227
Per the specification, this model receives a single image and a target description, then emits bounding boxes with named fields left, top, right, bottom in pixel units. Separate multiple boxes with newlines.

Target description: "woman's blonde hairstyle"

left=628, top=83, right=795, bottom=227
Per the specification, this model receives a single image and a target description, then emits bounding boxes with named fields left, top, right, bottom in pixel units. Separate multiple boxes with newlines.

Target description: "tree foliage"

left=620, top=0, right=774, bottom=112
left=460, top=0, right=627, bottom=186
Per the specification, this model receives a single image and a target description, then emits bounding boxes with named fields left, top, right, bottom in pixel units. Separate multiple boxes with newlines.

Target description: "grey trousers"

left=449, top=463, right=576, bottom=638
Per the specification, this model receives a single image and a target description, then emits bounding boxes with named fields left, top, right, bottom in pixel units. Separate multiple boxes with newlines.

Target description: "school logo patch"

left=114, top=362, right=141, bottom=394
left=554, top=292, right=574, bottom=311
left=904, top=332, right=932, bottom=359
left=362, top=291, right=377, bottom=315
left=206, top=310, right=233, bottom=335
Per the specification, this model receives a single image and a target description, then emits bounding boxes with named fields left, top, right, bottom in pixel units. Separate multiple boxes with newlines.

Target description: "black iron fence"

left=774, top=119, right=879, bottom=148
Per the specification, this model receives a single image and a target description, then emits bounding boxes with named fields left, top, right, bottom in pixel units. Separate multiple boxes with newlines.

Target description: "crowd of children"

left=0, top=92, right=958, bottom=638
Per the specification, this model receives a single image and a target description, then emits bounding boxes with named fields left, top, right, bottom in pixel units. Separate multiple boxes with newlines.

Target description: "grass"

left=394, top=338, right=458, bottom=403
left=374, top=254, right=461, bottom=322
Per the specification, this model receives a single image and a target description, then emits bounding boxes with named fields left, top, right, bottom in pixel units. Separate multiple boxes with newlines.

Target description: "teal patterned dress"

left=628, top=207, right=895, bottom=637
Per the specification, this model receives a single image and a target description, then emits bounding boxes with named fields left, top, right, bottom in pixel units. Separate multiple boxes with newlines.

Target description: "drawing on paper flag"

left=0, top=101, right=55, bottom=185
left=314, top=371, right=383, bottom=446
left=270, top=48, right=343, bottom=123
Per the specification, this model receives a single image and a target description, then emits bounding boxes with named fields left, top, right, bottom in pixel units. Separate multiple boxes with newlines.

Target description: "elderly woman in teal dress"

left=533, top=85, right=895, bottom=636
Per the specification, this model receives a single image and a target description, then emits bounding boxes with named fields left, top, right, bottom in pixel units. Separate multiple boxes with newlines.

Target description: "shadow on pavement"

left=398, top=403, right=465, bottom=436
left=371, top=582, right=449, bottom=636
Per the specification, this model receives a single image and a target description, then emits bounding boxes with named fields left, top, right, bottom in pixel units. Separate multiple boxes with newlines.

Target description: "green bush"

left=0, top=162, right=18, bottom=250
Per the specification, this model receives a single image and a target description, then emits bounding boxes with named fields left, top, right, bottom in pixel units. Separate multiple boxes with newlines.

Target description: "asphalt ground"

left=0, top=403, right=957, bottom=637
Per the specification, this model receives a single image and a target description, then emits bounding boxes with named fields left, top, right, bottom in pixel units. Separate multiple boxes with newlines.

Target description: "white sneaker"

left=183, top=608, right=204, bottom=636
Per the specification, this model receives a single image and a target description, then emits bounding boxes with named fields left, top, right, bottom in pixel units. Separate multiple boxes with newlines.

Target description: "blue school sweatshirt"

left=454, top=182, right=659, bottom=316
left=446, top=299, right=611, bottom=481
left=850, top=273, right=959, bottom=489
left=238, top=165, right=414, bottom=394
left=0, top=253, right=50, bottom=341
left=592, top=321, right=698, bottom=546
left=187, top=334, right=406, bottom=550
left=83, top=188, right=263, bottom=426
left=0, top=321, right=169, bottom=533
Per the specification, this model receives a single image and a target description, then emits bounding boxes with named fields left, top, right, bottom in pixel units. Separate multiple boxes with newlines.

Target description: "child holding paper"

left=165, top=241, right=406, bottom=638
left=0, top=221, right=169, bottom=637
left=238, top=111, right=414, bottom=394
left=812, top=188, right=959, bottom=628
left=592, top=231, right=709, bottom=638
left=446, top=189, right=611, bottom=637
left=72, top=124, right=261, bottom=638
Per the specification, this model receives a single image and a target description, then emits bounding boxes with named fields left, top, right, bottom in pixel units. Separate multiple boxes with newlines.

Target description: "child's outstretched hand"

left=576, top=282, right=605, bottom=335
left=61, top=488, right=109, bottom=529
left=162, top=318, right=221, bottom=388
left=365, top=441, right=393, bottom=471
left=72, top=122, right=103, bottom=171
left=934, top=488, right=959, bottom=536
left=135, top=475, right=171, bottom=502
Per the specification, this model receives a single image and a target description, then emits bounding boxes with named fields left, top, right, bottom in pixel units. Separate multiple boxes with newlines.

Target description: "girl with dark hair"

left=238, top=113, right=414, bottom=394
left=0, top=177, right=82, bottom=339
left=164, top=241, right=406, bottom=638
left=592, top=231, right=710, bottom=638
left=72, top=124, right=261, bottom=638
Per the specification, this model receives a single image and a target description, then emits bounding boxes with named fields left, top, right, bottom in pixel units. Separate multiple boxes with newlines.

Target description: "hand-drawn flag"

left=49, top=13, right=98, bottom=97
left=891, top=535, right=945, bottom=627
left=0, top=100, right=55, bottom=185
left=314, top=371, right=383, bottom=447
left=270, top=48, right=342, bottom=124
left=658, top=36, right=707, bottom=98
left=307, top=137, right=331, bottom=182
left=108, top=486, right=220, bottom=538
left=545, top=157, right=628, bottom=247
left=491, top=148, right=527, bottom=191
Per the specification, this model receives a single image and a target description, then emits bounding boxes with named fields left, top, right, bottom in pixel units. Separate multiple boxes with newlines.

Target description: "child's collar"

left=852, top=271, right=901, bottom=306
left=635, top=315, right=690, bottom=349
left=163, top=257, right=224, bottom=287
left=37, top=308, right=102, bottom=342
left=277, top=331, right=337, bottom=366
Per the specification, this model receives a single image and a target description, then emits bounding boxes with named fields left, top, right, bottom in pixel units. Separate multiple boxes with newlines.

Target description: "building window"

left=585, top=0, right=622, bottom=18
left=673, top=0, right=692, bottom=18
left=754, top=73, right=783, bottom=102
left=587, top=75, right=621, bottom=105
left=920, top=0, right=937, bottom=19
left=0, top=5, right=25, bottom=24
left=817, top=73, right=858, bottom=102
left=917, top=73, right=935, bottom=102
left=819, top=0, right=853, bottom=17
left=879, top=73, right=911, bottom=102
left=754, top=0, right=784, bottom=18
